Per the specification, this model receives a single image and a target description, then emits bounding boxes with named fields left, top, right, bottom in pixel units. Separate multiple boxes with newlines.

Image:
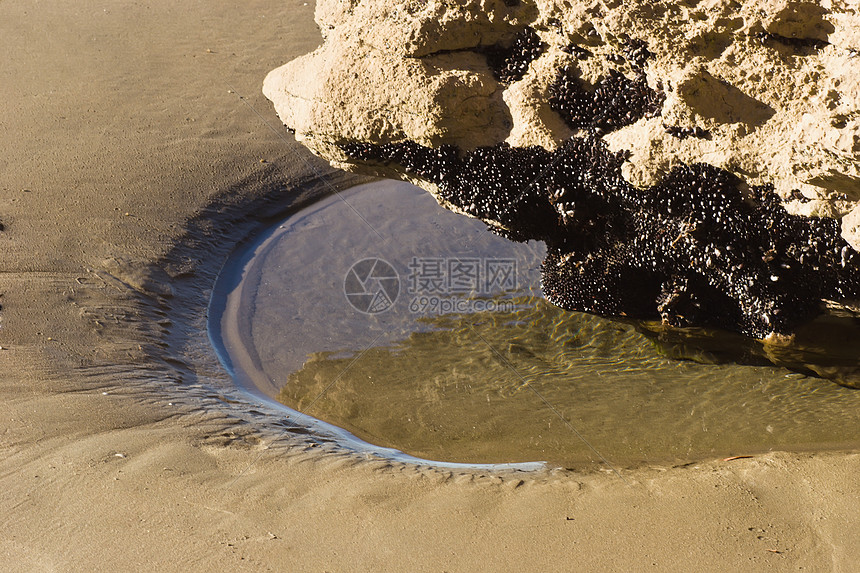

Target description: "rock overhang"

left=263, top=0, right=860, bottom=339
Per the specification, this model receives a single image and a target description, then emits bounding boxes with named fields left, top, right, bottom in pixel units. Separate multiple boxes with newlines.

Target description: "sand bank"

left=1, top=1, right=858, bottom=570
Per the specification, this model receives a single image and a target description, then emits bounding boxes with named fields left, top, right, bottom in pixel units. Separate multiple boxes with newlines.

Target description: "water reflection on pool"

left=212, top=180, right=860, bottom=469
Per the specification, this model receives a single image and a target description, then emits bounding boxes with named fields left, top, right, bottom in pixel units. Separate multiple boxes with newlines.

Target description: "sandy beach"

left=2, top=1, right=859, bottom=570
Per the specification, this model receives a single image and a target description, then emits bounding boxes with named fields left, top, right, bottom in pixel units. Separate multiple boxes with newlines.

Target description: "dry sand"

left=1, top=1, right=858, bottom=571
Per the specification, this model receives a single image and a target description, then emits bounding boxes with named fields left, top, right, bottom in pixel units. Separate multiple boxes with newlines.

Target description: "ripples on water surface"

left=214, top=180, right=860, bottom=468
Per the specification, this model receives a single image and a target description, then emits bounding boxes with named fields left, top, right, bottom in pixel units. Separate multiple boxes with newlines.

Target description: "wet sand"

left=1, top=1, right=859, bottom=570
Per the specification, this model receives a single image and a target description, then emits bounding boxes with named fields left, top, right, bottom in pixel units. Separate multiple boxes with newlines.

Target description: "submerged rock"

left=264, top=0, right=860, bottom=339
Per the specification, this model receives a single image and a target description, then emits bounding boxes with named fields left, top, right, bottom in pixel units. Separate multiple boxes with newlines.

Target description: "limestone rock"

left=264, top=0, right=860, bottom=337
left=265, top=0, right=859, bottom=232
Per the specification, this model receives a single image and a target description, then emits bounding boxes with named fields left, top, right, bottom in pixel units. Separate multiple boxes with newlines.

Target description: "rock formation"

left=264, top=0, right=860, bottom=339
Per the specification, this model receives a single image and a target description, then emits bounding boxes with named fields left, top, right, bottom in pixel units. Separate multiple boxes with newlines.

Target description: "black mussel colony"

left=481, top=26, right=545, bottom=84
left=340, top=33, right=860, bottom=341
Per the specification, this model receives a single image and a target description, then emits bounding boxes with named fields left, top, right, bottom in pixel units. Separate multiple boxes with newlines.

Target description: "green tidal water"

left=225, top=180, right=860, bottom=469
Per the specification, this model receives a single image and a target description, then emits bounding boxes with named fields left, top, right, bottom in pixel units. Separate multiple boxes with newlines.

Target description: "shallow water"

left=213, top=180, right=860, bottom=469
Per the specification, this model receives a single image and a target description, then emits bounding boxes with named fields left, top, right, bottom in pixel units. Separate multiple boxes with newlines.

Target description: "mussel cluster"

left=338, top=36, right=859, bottom=338
left=481, top=26, right=544, bottom=84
